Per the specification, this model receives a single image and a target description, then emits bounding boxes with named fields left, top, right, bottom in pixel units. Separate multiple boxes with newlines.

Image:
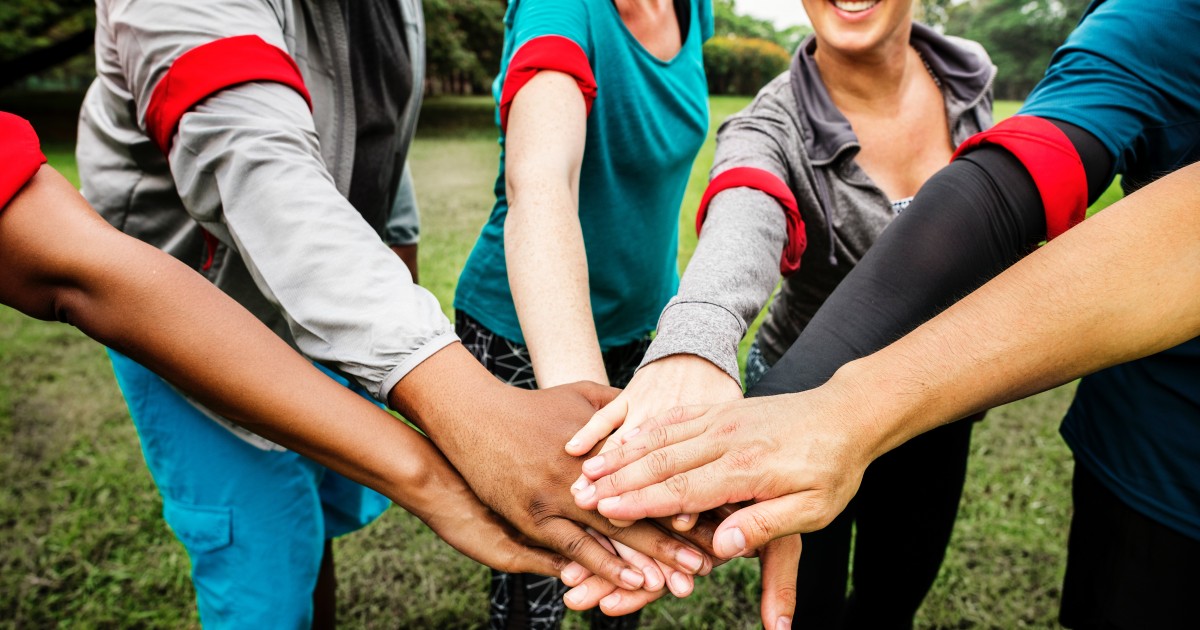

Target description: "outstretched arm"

left=578, top=159, right=1200, bottom=553
left=0, top=161, right=561, bottom=576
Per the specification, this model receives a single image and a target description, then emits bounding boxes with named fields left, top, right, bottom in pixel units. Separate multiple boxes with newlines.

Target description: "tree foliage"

left=712, top=0, right=811, bottom=53
left=941, top=0, right=1093, bottom=100
left=703, top=35, right=791, bottom=96
left=0, top=0, right=95, bottom=89
left=423, top=0, right=506, bottom=95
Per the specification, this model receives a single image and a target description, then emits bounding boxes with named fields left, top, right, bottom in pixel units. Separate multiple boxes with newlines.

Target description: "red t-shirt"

left=0, top=112, right=48, bottom=213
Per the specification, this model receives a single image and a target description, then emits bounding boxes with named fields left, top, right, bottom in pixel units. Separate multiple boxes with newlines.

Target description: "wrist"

left=387, top=342, right=509, bottom=450
left=822, top=357, right=930, bottom=465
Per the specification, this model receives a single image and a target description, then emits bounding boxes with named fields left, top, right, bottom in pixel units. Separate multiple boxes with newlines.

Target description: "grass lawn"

left=0, top=97, right=1121, bottom=628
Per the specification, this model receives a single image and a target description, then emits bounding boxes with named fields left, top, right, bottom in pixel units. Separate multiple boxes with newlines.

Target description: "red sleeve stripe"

left=951, top=115, right=1087, bottom=240
left=696, top=167, right=807, bottom=276
left=145, top=35, right=312, bottom=154
left=0, top=113, right=48, bottom=213
left=499, top=35, right=597, bottom=132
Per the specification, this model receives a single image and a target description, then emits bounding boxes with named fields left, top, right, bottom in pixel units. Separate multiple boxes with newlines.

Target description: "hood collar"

left=789, top=21, right=995, bottom=165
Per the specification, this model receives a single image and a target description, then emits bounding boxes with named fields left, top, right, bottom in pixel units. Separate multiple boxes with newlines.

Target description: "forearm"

left=504, top=70, right=605, bottom=387
left=642, top=188, right=786, bottom=381
left=506, top=191, right=607, bottom=387
left=0, top=167, right=444, bottom=508
left=836, top=162, right=1200, bottom=459
left=171, top=83, right=454, bottom=400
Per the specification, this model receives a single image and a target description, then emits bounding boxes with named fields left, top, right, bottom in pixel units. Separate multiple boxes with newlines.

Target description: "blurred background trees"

left=0, top=1, right=1098, bottom=102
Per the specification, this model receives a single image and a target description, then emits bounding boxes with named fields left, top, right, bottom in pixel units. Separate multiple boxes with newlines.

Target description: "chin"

left=808, top=0, right=911, bottom=56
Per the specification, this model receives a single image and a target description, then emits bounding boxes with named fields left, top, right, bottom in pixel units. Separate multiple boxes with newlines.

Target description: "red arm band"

left=0, top=113, right=48, bottom=213
left=145, top=35, right=313, bottom=154
left=499, top=36, right=598, bottom=132
left=951, top=115, right=1088, bottom=240
left=696, top=167, right=807, bottom=276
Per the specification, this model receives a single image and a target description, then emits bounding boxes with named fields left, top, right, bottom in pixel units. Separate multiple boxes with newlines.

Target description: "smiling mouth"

left=831, top=0, right=881, bottom=12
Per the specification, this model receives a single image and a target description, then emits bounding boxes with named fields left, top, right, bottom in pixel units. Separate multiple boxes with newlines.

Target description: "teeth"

left=834, top=0, right=880, bottom=12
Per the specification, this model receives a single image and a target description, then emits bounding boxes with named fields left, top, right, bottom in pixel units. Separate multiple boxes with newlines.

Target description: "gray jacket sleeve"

left=385, top=163, right=421, bottom=246
left=113, top=0, right=456, bottom=401
left=640, top=76, right=797, bottom=382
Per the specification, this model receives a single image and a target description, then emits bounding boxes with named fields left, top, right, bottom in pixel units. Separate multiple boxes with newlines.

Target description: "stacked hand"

left=563, top=354, right=804, bottom=628
left=390, top=344, right=718, bottom=605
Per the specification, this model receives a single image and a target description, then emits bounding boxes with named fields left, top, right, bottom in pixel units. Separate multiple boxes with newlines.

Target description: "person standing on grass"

left=451, top=0, right=723, bottom=627
left=74, top=1, right=718, bottom=627
left=575, top=1, right=1200, bottom=628
left=567, top=0, right=996, bottom=626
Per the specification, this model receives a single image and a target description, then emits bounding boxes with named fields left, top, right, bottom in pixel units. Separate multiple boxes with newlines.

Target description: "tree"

left=946, top=0, right=1091, bottom=100
left=423, top=0, right=506, bottom=95
left=0, top=0, right=95, bottom=89
left=713, top=0, right=811, bottom=53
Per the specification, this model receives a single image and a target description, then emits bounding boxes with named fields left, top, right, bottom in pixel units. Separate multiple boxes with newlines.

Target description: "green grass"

left=0, top=97, right=1121, bottom=628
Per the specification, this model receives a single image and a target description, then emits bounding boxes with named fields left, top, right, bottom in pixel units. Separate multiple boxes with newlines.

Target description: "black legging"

left=748, top=121, right=1111, bottom=628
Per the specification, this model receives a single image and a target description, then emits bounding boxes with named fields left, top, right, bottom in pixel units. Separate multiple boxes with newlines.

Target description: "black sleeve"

left=747, top=120, right=1112, bottom=398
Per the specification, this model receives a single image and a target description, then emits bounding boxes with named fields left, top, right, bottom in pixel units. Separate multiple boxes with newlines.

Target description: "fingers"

left=611, top=539, right=665, bottom=592
left=588, top=518, right=711, bottom=576
left=672, top=513, right=699, bottom=532
left=579, top=416, right=710, bottom=482
left=499, top=542, right=570, bottom=577
left=590, top=463, right=743, bottom=523
left=598, top=583, right=670, bottom=617
left=566, top=397, right=628, bottom=456
left=759, top=534, right=801, bottom=630
left=715, top=493, right=817, bottom=558
left=545, top=520, right=646, bottom=590
left=624, top=404, right=711, bottom=439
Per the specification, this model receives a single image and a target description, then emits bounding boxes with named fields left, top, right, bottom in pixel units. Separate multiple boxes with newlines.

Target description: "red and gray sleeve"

left=0, top=113, right=47, bottom=214
left=111, top=0, right=455, bottom=400
left=639, top=82, right=803, bottom=382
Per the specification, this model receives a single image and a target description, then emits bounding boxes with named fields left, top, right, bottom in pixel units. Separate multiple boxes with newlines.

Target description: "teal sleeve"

left=506, top=0, right=592, bottom=58
left=698, top=0, right=714, bottom=43
left=1019, top=0, right=1200, bottom=181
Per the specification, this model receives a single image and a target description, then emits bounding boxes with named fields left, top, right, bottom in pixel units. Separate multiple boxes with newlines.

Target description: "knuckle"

left=664, top=474, right=691, bottom=510
left=645, top=449, right=674, bottom=480
left=746, top=510, right=777, bottom=540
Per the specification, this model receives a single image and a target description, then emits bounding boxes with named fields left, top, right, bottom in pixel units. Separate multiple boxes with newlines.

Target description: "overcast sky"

left=735, top=0, right=812, bottom=28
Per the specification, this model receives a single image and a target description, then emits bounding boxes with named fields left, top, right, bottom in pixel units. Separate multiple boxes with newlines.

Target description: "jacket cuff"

left=377, top=331, right=460, bottom=401
left=640, top=301, right=744, bottom=384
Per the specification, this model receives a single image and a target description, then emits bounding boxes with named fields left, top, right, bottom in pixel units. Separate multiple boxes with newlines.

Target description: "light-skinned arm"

left=504, top=70, right=608, bottom=388
left=579, top=161, right=1200, bottom=556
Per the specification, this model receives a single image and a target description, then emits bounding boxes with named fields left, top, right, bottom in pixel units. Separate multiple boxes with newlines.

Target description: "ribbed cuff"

left=639, top=301, right=744, bottom=383
left=377, top=331, right=460, bottom=401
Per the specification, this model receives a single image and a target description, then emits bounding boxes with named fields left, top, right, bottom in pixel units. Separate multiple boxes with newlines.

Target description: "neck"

left=813, top=26, right=918, bottom=113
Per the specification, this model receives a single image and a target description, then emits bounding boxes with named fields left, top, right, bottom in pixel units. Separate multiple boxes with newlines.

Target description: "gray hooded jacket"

left=642, top=23, right=996, bottom=382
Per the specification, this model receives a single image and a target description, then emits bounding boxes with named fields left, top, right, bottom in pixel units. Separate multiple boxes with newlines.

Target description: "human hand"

left=390, top=344, right=715, bottom=594
left=567, top=354, right=743, bottom=529
left=573, top=379, right=878, bottom=558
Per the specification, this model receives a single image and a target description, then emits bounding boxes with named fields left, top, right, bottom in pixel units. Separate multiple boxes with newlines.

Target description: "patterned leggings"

left=456, top=311, right=646, bottom=630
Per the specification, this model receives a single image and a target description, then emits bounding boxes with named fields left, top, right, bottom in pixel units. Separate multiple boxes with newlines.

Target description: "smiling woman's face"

left=801, top=0, right=915, bottom=57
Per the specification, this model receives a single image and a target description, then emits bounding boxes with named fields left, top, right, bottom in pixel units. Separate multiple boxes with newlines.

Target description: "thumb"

left=566, top=396, right=629, bottom=456
left=759, top=534, right=800, bottom=630
left=714, top=493, right=816, bottom=557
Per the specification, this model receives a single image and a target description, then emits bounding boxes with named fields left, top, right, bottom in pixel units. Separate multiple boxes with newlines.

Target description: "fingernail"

left=597, top=496, right=620, bottom=512
left=776, top=616, right=792, bottom=630
left=600, top=592, right=622, bottom=610
left=643, top=565, right=663, bottom=590
left=674, top=513, right=691, bottom=525
left=620, top=427, right=640, bottom=442
left=562, top=564, right=584, bottom=584
left=620, top=568, right=643, bottom=589
left=571, top=476, right=588, bottom=493
left=582, top=456, right=605, bottom=475
left=669, top=571, right=693, bottom=596
left=718, top=527, right=747, bottom=557
left=577, top=485, right=596, bottom=502
left=565, top=584, right=588, bottom=606
left=566, top=438, right=581, bottom=451
left=676, top=548, right=703, bottom=573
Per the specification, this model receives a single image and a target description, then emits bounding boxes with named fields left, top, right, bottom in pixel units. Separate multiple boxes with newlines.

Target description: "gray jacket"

left=77, top=0, right=454, bottom=407
left=643, top=23, right=996, bottom=382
